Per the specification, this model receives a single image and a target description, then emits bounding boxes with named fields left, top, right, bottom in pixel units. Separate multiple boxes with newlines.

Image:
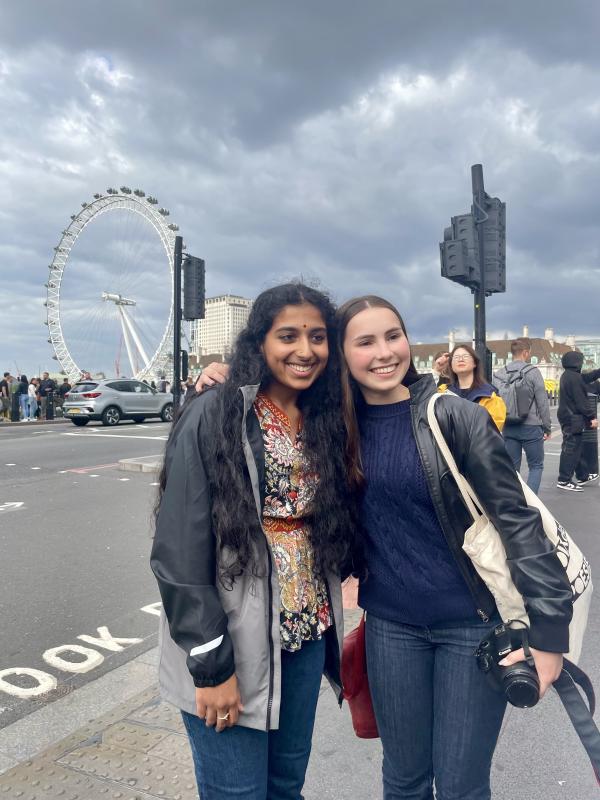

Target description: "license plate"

left=69, top=409, right=81, bottom=414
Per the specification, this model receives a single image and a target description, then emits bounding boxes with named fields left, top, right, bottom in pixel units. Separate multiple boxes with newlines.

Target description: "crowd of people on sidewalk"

left=0, top=371, right=72, bottom=423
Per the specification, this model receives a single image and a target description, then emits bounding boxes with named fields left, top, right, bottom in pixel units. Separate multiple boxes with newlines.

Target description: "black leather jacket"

left=407, top=375, right=572, bottom=653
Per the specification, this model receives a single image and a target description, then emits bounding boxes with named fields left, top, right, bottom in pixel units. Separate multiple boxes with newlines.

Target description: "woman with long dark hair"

left=439, top=343, right=506, bottom=430
left=18, top=375, right=29, bottom=422
left=337, top=295, right=571, bottom=799
left=151, top=282, right=355, bottom=800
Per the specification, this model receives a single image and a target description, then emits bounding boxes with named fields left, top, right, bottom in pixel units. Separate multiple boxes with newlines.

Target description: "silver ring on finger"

left=217, top=712, right=230, bottom=721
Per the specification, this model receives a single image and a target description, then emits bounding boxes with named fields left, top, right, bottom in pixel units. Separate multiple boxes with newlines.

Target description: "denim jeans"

left=503, top=424, right=544, bottom=494
left=181, top=637, right=326, bottom=800
left=366, top=613, right=506, bottom=800
left=19, top=394, right=29, bottom=419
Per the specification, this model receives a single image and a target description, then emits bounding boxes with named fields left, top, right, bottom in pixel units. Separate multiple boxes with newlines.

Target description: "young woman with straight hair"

left=151, top=282, right=356, bottom=800
left=337, top=295, right=572, bottom=800
left=438, top=342, right=506, bottom=431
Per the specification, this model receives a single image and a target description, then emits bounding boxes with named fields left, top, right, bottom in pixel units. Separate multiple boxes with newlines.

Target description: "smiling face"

left=261, top=303, right=328, bottom=400
left=450, top=347, right=476, bottom=379
left=343, top=306, right=411, bottom=404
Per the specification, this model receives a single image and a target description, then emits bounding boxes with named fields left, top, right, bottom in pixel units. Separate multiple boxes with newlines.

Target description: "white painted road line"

left=0, top=502, right=24, bottom=513
left=62, top=433, right=168, bottom=441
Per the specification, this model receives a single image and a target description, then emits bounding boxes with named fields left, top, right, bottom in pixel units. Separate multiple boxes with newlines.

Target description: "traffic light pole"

left=172, top=235, right=183, bottom=413
left=471, top=165, right=491, bottom=380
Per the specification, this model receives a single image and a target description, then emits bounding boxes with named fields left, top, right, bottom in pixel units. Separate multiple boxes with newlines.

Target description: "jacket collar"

left=408, top=373, right=438, bottom=405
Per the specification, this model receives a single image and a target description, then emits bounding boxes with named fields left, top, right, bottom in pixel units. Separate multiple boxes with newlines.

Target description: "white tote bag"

left=427, top=393, right=592, bottom=664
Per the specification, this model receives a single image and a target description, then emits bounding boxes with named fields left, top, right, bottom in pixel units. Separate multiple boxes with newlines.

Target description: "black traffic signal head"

left=183, top=255, right=205, bottom=320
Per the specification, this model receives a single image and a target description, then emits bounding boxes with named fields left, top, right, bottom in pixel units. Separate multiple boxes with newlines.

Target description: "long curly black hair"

left=156, top=282, right=357, bottom=584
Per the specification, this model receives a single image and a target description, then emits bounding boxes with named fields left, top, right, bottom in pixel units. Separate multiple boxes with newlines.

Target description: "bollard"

left=45, top=389, right=55, bottom=420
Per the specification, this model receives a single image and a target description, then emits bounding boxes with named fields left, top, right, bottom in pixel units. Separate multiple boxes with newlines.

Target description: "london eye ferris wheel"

left=45, top=187, right=179, bottom=383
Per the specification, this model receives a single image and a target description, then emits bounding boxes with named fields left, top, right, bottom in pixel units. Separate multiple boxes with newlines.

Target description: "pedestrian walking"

left=557, top=351, right=599, bottom=491
left=38, top=372, right=56, bottom=419
left=56, top=378, right=71, bottom=414
left=439, top=343, right=507, bottom=431
left=576, top=380, right=600, bottom=482
left=151, top=283, right=355, bottom=800
left=8, top=373, right=21, bottom=422
left=0, top=372, right=10, bottom=421
left=336, top=295, right=571, bottom=800
left=28, top=378, right=39, bottom=420
left=494, top=338, right=552, bottom=494
left=18, top=375, right=29, bottom=421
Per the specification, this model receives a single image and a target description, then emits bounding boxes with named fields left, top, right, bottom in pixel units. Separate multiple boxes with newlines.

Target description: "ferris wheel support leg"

left=121, top=307, right=151, bottom=368
left=118, top=307, right=137, bottom=377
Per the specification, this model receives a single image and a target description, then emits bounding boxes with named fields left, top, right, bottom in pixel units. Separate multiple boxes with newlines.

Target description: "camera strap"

left=554, top=659, right=600, bottom=786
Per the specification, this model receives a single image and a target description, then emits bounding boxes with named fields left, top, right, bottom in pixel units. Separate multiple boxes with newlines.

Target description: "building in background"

left=190, top=295, right=252, bottom=360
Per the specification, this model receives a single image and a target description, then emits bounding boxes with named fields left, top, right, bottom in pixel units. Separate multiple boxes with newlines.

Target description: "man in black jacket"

left=557, top=351, right=599, bottom=491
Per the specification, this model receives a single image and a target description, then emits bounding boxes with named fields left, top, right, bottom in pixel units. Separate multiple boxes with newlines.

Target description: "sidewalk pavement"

left=1, top=602, right=597, bottom=799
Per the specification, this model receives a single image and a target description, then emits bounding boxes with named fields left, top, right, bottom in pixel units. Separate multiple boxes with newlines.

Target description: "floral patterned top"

left=254, top=392, right=331, bottom=652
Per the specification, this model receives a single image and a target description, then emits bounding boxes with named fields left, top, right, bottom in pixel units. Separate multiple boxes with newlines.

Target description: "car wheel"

left=132, top=416, right=145, bottom=423
left=71, top=418, right=89, bottom=427
left=161, top=403, right=173, bottom=423
left=102, top=406, right=121, bottom=426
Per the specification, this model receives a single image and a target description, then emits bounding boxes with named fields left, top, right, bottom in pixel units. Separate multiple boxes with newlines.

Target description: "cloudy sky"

left=2, top=1, right=600, bottom=377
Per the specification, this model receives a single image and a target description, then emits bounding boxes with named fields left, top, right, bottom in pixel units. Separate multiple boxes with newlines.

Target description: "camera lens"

left=503, top=670, right=540, bottom=708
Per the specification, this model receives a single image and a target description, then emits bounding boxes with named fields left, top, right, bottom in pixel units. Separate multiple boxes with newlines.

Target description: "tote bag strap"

left=426, top=393, right=487, bottom=524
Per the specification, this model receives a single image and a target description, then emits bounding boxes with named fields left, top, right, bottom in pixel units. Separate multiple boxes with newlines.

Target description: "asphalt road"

left=0, top=418, right=169, bottom=727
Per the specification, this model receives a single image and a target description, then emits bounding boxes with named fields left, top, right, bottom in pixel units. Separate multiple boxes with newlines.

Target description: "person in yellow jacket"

left=438, top=344, right=507, bottom=431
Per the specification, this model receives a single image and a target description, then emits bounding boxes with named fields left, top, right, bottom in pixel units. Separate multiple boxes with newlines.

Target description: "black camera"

left=475, top=623, right=540, bottom=708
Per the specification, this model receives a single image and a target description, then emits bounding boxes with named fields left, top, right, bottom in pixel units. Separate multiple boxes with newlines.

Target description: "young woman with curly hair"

left=151, top=282, right=356, bottom=800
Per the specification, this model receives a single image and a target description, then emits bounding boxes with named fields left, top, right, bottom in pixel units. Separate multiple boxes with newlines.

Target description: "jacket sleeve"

left=459, top=405, right=572, bottom=652
left=571, top=376, right=596, bottom=420
left=478, top=394, right=506, bottom=431
left=582, top=368, right=600, bottom=384
left=531, top=368, right=552, bottom=433
left=150, top=410, right=235, bottom=688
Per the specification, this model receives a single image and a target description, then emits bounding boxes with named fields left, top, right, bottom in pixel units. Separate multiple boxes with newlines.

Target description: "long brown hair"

left=448, top=343, right=485, bottom=389
left=336, top=295, right=420, bottom=491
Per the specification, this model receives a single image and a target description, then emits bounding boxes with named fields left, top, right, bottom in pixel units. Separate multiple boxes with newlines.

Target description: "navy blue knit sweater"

left=357, top=399, right=478, bottom=626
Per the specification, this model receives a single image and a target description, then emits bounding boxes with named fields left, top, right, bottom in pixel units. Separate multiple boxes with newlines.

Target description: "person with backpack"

left=494, top=338, right=551, bottom=494
left=557, top=351, right=599, bottom=492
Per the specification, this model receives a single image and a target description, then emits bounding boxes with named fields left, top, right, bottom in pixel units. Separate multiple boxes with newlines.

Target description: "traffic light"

left=183, top=255, right=205, bottom=320
left=440, top=197, right=505, bottom=294
left=480, top=196, right=506, bottom=294
left=181, top=349, right=189, bottom=381
left=440, top=213, right=480, bottom=288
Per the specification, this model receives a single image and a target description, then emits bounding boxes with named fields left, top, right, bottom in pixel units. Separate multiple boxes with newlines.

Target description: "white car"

left=63, top=379, right=174, bottom=426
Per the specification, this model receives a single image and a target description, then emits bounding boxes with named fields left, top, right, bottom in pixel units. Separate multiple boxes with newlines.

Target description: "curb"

left=119, top=455, right=162, bottom=473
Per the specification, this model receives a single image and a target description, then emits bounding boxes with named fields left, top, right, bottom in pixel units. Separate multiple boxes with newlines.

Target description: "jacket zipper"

left=410, top=401, right=491, bottom=622
left=264, top=535, right=275, bottom=730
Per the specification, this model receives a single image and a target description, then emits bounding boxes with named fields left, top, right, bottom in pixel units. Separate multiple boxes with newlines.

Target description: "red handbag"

left=341, top=614, right=379, bottom=738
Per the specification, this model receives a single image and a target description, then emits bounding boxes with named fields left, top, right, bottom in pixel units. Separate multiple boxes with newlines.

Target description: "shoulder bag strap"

left=426, top=394, right=486, bottom=523
left=555, top=659, right=600, bottom=785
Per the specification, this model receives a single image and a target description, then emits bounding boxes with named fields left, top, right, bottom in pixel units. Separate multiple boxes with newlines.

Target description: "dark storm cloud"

left=1, top=1, right=600, bottom=375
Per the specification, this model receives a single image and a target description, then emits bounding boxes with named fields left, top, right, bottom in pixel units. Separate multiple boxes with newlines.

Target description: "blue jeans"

left=181, top=637, right=326, bottom=800
left=19, top=394, right=29, bottom=419
left=366, top=613, right=506, bottom=800
left=503, top=424, right=544, bottom=494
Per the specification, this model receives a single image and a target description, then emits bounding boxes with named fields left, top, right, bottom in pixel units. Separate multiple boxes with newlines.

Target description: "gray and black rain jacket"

left=150, top=385, right=344, bottom=731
